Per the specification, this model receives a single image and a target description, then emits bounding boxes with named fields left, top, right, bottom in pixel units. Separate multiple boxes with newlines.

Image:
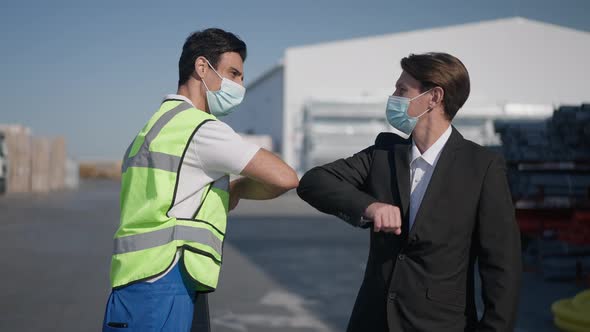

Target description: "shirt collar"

left=163, top=94, right=195, bottom=108
left=410, top=125, right=453, bottom=166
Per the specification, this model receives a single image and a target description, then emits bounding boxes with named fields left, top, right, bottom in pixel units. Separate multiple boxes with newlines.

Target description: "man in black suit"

left=297, top=52, right=521, bottom=332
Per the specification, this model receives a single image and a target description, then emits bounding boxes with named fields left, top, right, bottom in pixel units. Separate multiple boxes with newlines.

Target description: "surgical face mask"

left=201, top=59, right=245, bottom=117
left=385, top=89, right=432, bottom=139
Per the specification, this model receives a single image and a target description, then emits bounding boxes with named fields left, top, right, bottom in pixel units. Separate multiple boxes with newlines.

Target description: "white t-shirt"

left=147, top=94, right=260, bottom=282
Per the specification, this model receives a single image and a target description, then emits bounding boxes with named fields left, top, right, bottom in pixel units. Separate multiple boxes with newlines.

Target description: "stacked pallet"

left=540, top=211, right=590, bottom=280
left=522, top=235, right=590, bottom=280
left=31, top=137, right=51, bottom=193
left=507, top=171, right=590, bottom=201
left=495, top=104, right=590, bottom=202
left=560, top=211, right=590, bottom=246
left=497, top=105, right=590, bottom=284
left=0, top=125, right=32, bottom=193
left=49, top=137, right=67, bottom=191
left=547, top=104, right=590, bottom=161
left=495, top=120, right=550, bottom=161
left=495, top=104, right=590, bottom=162
left=0, top=124, right=76, bottom=194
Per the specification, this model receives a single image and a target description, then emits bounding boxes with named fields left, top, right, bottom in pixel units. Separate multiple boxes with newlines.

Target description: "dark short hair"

left=401, top=52, right=470, bottom=120
left=178, top=28, right=247, bottom=86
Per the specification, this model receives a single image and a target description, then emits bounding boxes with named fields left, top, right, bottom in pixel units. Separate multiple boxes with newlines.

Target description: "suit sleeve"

left=476, top=155, right=522, bottom=331
left=297, top=145, right=378, bottom=227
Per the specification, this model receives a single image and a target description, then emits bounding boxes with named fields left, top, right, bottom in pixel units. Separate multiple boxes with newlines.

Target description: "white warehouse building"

left=224, top=17, right=590, bottom=171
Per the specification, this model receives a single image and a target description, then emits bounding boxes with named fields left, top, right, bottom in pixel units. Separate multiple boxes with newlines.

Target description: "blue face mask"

left=385, top=89, right=432, bottom=139
left=202, top=59, right=246, bottom=117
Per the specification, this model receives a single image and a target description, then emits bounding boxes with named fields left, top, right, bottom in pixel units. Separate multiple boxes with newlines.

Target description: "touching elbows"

left=281, top=170, right=300, bottom=192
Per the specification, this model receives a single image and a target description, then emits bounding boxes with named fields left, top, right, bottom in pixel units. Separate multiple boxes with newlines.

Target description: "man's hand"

left=364, top=202, right=402, bottom=234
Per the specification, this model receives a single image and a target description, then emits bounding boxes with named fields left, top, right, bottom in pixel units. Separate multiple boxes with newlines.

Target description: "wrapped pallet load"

left=0, top=124, right=32, bottom=193
left=31, top=137, right=51, bottom=193
left=49, top=137, right=67, bottom=191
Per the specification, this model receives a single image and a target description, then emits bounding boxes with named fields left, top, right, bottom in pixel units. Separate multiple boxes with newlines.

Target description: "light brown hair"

left=401, top=52, right=470, bottom=120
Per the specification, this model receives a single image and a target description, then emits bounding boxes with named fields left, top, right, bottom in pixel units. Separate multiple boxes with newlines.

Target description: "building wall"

left=224, top=65, right=284, bottom=153
left=283, top=18, right=590, bottom=168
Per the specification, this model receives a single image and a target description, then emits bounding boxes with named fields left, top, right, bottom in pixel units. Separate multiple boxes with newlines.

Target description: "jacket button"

left=398, top=254, right=405, bottom=260
left=388, top=292, right=397, bottom=301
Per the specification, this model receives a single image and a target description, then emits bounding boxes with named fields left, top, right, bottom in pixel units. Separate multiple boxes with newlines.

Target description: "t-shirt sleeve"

left=192, top=120, right=260, bottom=175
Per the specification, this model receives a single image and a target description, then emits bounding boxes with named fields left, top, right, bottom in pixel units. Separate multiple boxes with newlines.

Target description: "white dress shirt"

left=408, top=126, right=453, bottom=230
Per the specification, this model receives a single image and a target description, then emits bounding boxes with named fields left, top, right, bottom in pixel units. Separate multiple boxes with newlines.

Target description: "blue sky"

left=1, top=0, right=588, bottom=160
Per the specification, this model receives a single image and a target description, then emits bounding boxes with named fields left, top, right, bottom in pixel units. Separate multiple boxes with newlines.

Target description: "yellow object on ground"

left=552, top=289, right=590, bottom=331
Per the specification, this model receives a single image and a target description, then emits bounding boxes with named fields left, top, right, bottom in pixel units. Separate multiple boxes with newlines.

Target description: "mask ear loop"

left=201, top=76, right=210, bottom=92
left=204, top=58, right=223, bottom=80
left=196, top=58, right=211, bottom=92
left=414, top=89, right=435, bottom=118
left=409, top=88, right=433, bottom=102
left=415, top=107, right=432, bottom=119
left=201, top=58, right=224, bottom=92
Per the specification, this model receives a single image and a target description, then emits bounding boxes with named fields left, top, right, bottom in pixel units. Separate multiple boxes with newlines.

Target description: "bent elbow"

left=281, top=172, right=299, bottom=192
left=297, top=168, right=321, bottom=197
left=289, top=176, right=300, bottom=190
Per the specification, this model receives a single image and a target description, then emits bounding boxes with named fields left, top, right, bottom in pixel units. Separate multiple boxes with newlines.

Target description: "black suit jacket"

left=297, top=128, right=522, bottom=332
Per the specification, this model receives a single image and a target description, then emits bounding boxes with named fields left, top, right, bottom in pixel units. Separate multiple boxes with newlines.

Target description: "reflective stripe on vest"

left=110, top=100, right=228, bottom=290
left=121, top=102, right=192, bottom=173
left=113, top=225, right=222, bottom=256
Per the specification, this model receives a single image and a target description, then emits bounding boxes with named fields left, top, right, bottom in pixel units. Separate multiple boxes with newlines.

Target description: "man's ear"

left=194, top=56, right=208, bottom=80
left=430, top=86, right=445, bottom=108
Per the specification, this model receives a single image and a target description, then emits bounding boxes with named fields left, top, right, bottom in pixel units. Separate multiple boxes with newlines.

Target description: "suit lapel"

left=394, top=144, right=411, bottom=221
left=407, top=128, right=463, bottom=239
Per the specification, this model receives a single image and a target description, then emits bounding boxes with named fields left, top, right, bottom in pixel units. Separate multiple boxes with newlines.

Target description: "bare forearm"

left=237, top=148, right=299, bottom=200
left=231, top=177, right=292, bottom=200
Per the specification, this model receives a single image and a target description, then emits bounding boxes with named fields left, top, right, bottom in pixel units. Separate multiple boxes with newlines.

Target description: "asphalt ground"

left=0, top=180, right=584, bottom=331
